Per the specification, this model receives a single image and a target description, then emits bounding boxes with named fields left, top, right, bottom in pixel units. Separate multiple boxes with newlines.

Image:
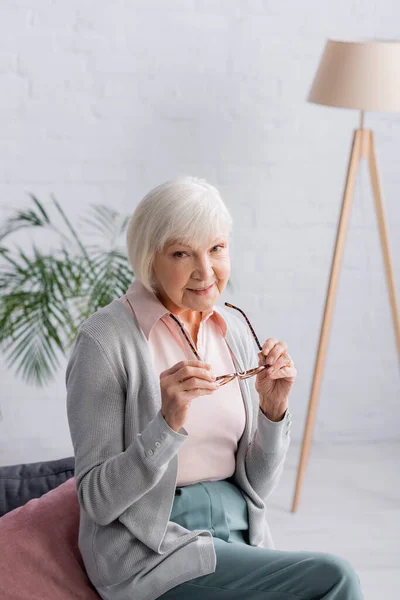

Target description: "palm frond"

left=80, top=204, right=129, bottom=252
left=80, top=204, right=120, bottom=239
left=0, top=194, right=134, bottom=386
left=83, top=249, right=133, bottom=317
left=0, top=195, right=51, bottom=242
left=0, top=247, right=83, bottom=385
left=51, top=194, right=93, bottom=267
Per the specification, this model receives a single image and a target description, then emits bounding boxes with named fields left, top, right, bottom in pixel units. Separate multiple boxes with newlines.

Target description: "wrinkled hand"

left=255, top=338, right=297, bottom=421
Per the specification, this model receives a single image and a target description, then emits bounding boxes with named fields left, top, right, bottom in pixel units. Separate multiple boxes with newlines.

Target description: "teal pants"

left=160, top=479, right=364, bottom=599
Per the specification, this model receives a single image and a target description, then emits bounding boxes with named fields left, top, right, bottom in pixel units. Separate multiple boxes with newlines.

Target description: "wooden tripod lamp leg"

left=368, top=131, right=400, bottom=361
left=291, top=129, right=363, bottom=513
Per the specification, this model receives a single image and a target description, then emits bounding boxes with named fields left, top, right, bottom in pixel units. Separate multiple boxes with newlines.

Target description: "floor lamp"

left=292, top=39, right=400, bottom=512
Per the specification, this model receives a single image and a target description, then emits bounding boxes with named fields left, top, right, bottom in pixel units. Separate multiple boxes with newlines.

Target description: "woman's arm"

left=241, top=327, right=291, bottom=500
left=245, top=386, right=291, bottom=500
left=66, top=328, right=187, bottom=526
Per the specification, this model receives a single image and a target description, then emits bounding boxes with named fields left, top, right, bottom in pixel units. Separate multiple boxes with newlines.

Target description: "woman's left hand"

left=255, top=338, right=297, bottom=421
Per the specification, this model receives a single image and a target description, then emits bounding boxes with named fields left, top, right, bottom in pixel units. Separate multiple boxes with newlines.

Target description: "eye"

left=211, top=244, right=224, bottom=252
left=173, top=251, right=188, bottom=258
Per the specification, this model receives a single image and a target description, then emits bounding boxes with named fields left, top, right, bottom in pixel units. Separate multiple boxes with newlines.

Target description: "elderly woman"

left=66, top=176, right=363, bottom=600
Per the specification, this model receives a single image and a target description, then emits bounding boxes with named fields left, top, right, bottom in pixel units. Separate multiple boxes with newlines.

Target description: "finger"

left=181, top=377, right=219, bottom=391
left=280, top=366, right=297, bottom=378
left=182, top=387, right=218, bottom=400
left=268, top=352, right=292, bottom=373
left=160, top=360, right=212, bottom=378
left=263, top=341, right=288, bottom=365
left=268, top=365, right=297, bottom=379
left=261, top=338, right=278, bottom=359
left=177, top=365, right=216, bottom=383
left=258, top=351, right=274, bottom=368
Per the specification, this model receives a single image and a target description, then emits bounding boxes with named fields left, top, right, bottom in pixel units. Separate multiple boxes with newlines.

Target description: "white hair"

left=126, top=175, right=233, bottom=293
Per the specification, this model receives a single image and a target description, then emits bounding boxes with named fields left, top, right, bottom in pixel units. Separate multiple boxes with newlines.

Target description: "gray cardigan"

left=66, top=298, right=291, bottom=600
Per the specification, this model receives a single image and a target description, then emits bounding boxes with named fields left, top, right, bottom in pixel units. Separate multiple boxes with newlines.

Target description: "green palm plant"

left=0, top=195, right=134, bottom=386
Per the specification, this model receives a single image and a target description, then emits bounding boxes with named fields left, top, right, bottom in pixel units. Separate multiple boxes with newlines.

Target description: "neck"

left=154, top=291, right=204, bottom=327
left=179, top=310, right=203, bottom=330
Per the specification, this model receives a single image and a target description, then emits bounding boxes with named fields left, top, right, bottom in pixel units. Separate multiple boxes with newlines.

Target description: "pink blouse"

left=119, top=279, right=246, bottom=487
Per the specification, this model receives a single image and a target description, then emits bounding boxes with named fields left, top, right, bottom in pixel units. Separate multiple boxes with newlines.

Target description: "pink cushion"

left=0, top=477, right=101, bottom=599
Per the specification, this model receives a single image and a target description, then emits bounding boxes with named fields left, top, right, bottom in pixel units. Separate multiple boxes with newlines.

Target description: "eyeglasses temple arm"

left=168, top=313, right=203, bottom=361
left=224, top=302, right=263, bottom=351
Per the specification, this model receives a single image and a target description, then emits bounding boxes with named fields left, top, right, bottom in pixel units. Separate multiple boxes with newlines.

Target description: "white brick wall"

left=0, top=0, right=399, bottom=464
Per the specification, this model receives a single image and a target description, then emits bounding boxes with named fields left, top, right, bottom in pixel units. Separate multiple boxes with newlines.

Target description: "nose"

left=193, top=254, right=214, bottom=280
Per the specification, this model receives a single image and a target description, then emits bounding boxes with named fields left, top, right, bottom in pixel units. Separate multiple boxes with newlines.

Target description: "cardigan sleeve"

left=66, top=327, right=188, bottom=527
left=241, top=327, right=291, bottom=501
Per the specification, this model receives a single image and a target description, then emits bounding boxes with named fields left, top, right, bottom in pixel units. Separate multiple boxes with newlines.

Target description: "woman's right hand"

left=160, top=360, right=219, bottom=432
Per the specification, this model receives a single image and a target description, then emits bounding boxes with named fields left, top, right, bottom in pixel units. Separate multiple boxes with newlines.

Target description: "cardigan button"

left=155, top=441, right=161, bottom=448
left=147, top=449, right=154, bottom=456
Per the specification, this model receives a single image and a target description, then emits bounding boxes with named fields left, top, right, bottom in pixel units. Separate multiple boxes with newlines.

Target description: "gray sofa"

left=0, top=456, right=75, bottom=517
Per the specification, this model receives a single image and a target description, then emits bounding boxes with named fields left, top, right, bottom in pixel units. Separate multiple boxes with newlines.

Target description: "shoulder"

left=79, top=299, right=139, bottom=342
left=67, top=300, right=144, bottom=388
left=73, top=299, right=144, bottom=366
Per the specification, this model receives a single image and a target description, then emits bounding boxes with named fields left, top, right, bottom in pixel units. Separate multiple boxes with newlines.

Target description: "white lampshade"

left=308, top=38, right=400, bottom=112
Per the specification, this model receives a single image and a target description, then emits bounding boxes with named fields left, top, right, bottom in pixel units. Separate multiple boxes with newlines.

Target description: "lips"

left=188, top=283, right=214, bottom=291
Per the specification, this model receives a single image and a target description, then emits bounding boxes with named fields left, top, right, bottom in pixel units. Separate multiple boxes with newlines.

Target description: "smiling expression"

left=152, top=233, right=231, bottom=322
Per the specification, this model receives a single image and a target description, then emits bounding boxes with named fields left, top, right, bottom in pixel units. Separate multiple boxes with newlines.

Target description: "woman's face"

left=152, top=232, right=231, bottom=318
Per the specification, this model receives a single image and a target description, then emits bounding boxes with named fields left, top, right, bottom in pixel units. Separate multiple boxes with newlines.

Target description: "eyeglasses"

left=169, top=302, right=268, bottom=386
